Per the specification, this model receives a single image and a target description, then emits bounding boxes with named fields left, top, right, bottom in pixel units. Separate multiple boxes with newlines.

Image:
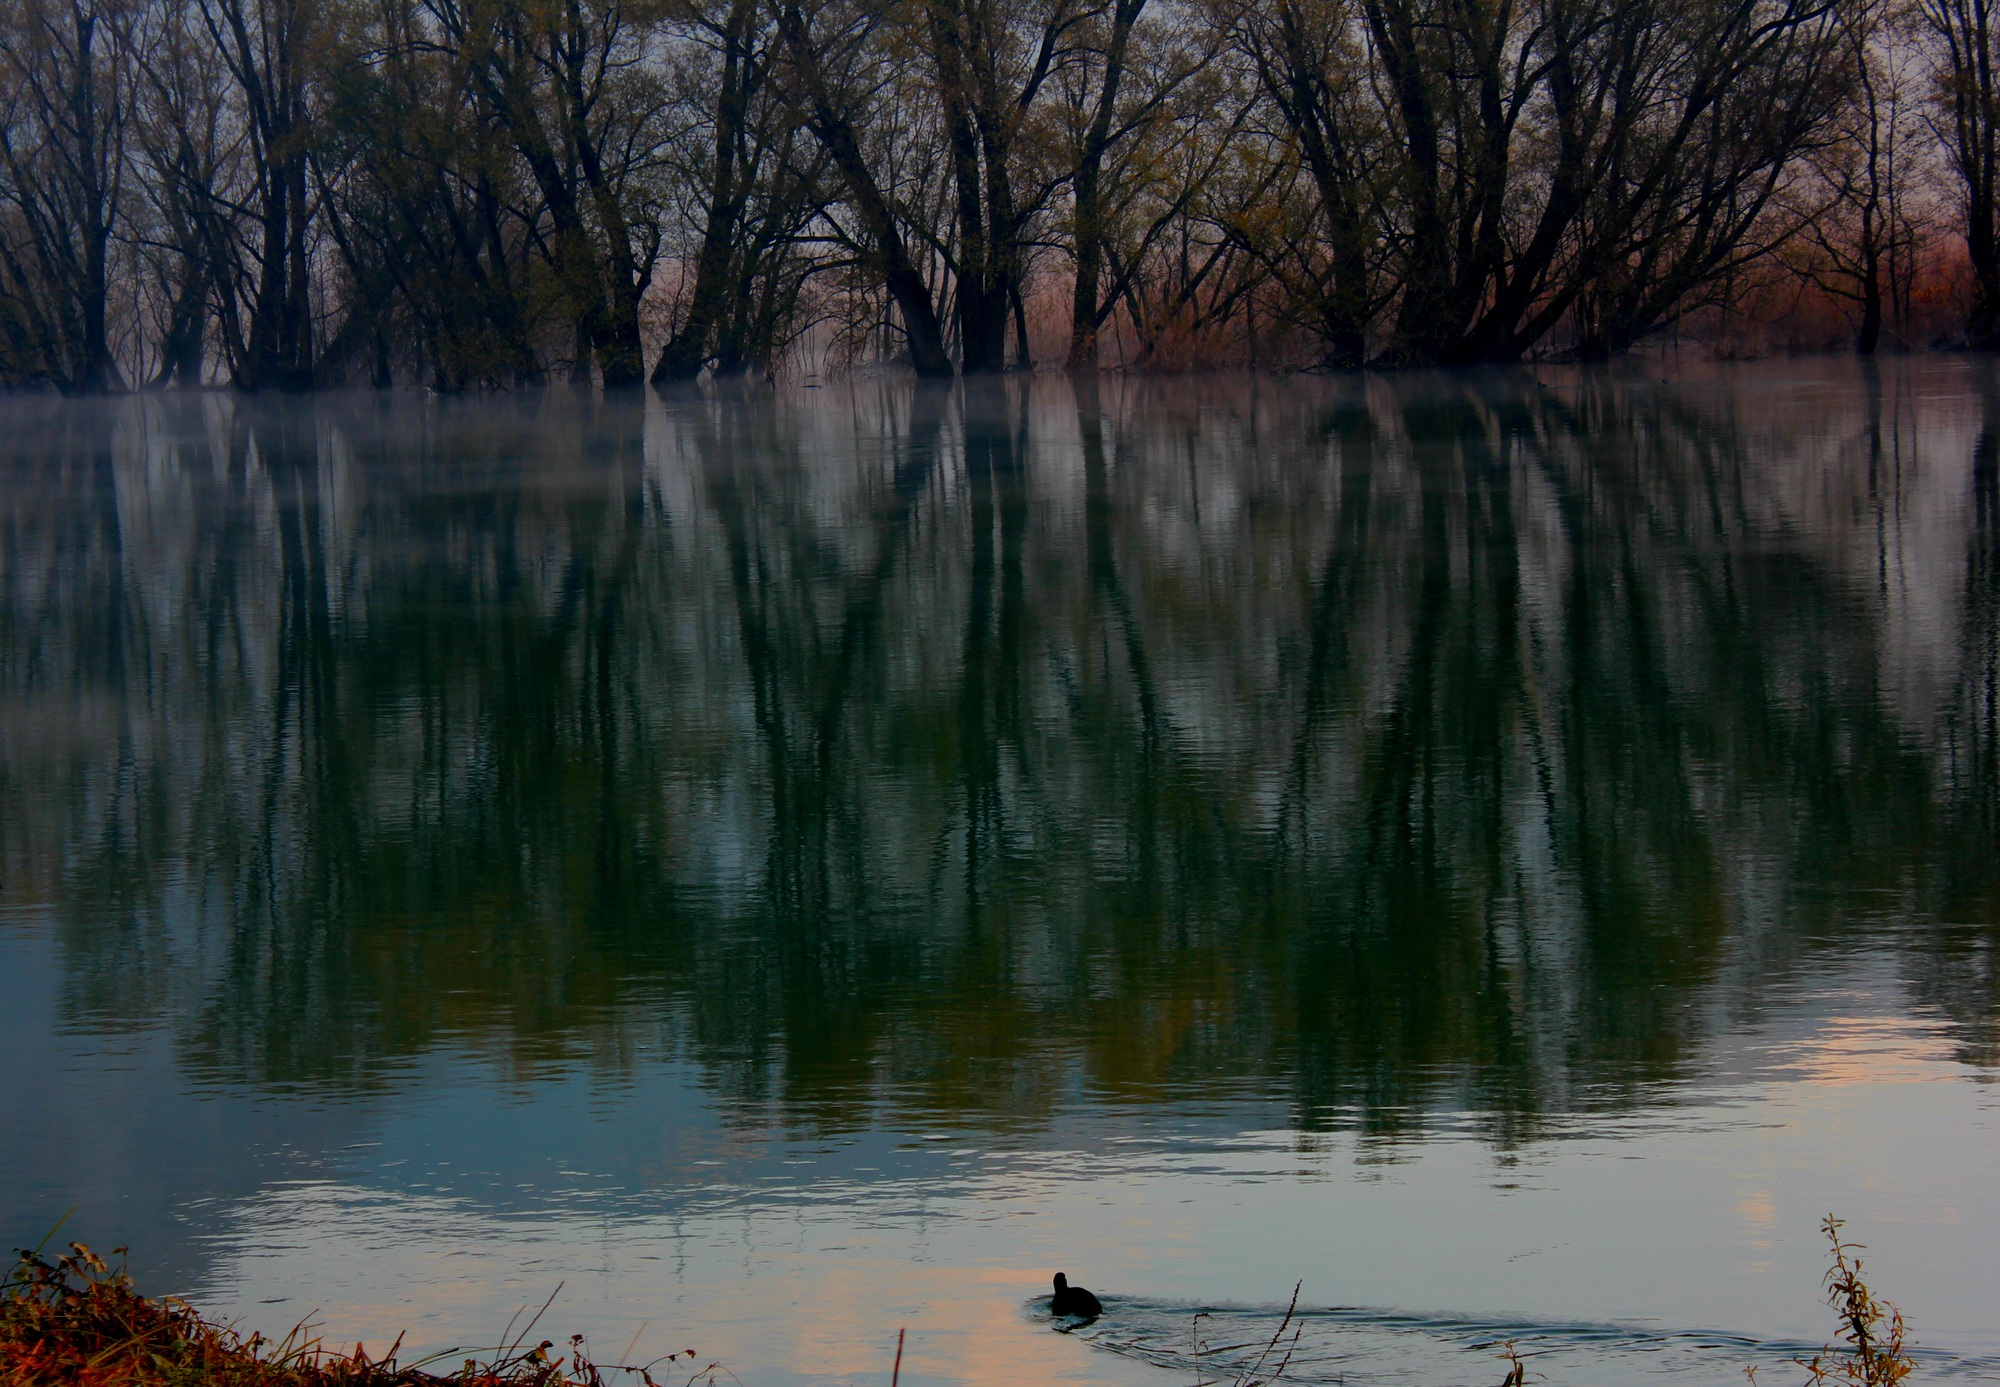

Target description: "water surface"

left=2, top=361, right=1996, bottom=1386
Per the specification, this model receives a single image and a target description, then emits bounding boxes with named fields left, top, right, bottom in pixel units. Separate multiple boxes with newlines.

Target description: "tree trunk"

left=1068, top=150, right=1107, bottom=371
left=933, top=5, right=1006, bottom=373
left=653, top=7, right=755, bottom=385
left=1067, top=0, right=1146, bottom=372
left=777, top=3, right=953, bottom=377
left=1857, top=211, right=1883, bottom=356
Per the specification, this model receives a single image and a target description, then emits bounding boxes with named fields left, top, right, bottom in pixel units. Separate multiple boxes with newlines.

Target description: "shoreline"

left=1, top=1246, right=685, bottom=1387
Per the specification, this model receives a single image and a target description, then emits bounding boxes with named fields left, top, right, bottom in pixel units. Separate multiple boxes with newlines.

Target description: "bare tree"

left=188, top=0, right=334, bottom=389
left=1792, top=0, right=1932, bottom=351
left=1061, top=0, right=1215, bottom=369
left=1925, top=0, right=2000, bottom=343
left=0, top=0, right=136, bottom=391
left=316, top=0, right=550, bottom=387
left=652, top=0, right=762, bottom=382
left=0, top=0, right=1949, bottom=386
left=651, top=0, right=829, bottom=382
left=773, top=0, right=953, bottom=375
left=131, top=0, right=240, bottom=388
left=430, top=0, right=670, bottom=386
left=1222, top=0, right=1387, bottom=367
left=920, top=0, right=1082, bottom=371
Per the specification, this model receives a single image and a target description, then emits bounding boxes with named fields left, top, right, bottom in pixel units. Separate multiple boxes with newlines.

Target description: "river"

left=2, top=359, right=1995, bottom=1386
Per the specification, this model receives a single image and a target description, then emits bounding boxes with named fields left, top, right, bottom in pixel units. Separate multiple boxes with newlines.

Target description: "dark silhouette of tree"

left=0, top=0, right=135, bottom=392
left=0, top=0, right=1990, bottom=385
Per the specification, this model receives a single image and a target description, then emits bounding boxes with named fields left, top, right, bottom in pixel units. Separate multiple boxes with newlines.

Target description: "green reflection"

left=1, top=365, right=1994, bottom=1144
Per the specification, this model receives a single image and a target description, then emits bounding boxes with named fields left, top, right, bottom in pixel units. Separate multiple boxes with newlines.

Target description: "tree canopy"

left=0, top=0, right=1977, bottom=388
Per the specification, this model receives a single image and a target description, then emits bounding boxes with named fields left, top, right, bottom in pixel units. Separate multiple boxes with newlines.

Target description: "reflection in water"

left=1, top=364, right=1995, bottom=1130
left=1, top=364, right=1997, bottom=1381
left=1079, top=1296, right=2000, bottom=1386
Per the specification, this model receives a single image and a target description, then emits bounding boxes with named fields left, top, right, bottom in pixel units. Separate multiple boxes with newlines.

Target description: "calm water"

left=2, top=362, right=1996, bottom=1387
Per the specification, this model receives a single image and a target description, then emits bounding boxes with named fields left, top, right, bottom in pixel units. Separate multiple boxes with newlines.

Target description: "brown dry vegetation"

left=0, top=1245, right=706, bottom=1387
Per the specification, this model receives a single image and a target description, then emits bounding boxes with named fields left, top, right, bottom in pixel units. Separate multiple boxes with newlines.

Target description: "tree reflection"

left=0, top=365, right=1993, bottom=1144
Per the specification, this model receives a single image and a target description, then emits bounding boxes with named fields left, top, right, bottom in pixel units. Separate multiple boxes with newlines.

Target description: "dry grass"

left=0, top=1244, right=713, bottom=1387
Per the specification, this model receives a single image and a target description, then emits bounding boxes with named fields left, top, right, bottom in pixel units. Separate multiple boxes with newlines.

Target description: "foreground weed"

left=1795, top=1216, right=1917, bottom=1387
left=1494, top=1339, right=1533, bottom=1386
left=1191, top=1284, right=1303, bottom=1387
left=0, top=1244, right=703, bottom=1387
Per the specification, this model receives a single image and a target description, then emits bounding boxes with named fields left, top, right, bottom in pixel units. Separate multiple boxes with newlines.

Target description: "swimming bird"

left=1050, top=1272, right=1103, bottom=1318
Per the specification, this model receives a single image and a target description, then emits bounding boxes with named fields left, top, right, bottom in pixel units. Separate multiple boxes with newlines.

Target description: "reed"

left=1191, top=1283, right=1303, bottom=1387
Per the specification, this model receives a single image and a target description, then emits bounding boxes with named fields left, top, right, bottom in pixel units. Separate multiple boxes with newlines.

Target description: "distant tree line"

left=0, top=0, right=1994, bottom=390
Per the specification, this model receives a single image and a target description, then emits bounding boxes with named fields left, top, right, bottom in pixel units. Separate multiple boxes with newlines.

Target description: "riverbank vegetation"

left=0, top=1244, right=699, bottom=1387
left=0, top=0, right=1994, bottom=390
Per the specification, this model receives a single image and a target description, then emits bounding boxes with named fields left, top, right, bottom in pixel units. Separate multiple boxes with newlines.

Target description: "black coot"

left=1050, top=1272, right=1103, bottom=1317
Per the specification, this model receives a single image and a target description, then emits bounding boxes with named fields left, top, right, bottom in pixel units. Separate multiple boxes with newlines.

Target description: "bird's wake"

left=1033, top=1298, right=2000, bottom=1386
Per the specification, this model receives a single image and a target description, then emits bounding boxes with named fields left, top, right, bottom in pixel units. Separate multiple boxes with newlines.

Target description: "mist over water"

left=1, top=360, right=1996, bottom=1387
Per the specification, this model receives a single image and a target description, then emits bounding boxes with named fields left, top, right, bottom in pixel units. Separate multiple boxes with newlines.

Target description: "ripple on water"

left=1052, top=1299, right=2000, bottom=1387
